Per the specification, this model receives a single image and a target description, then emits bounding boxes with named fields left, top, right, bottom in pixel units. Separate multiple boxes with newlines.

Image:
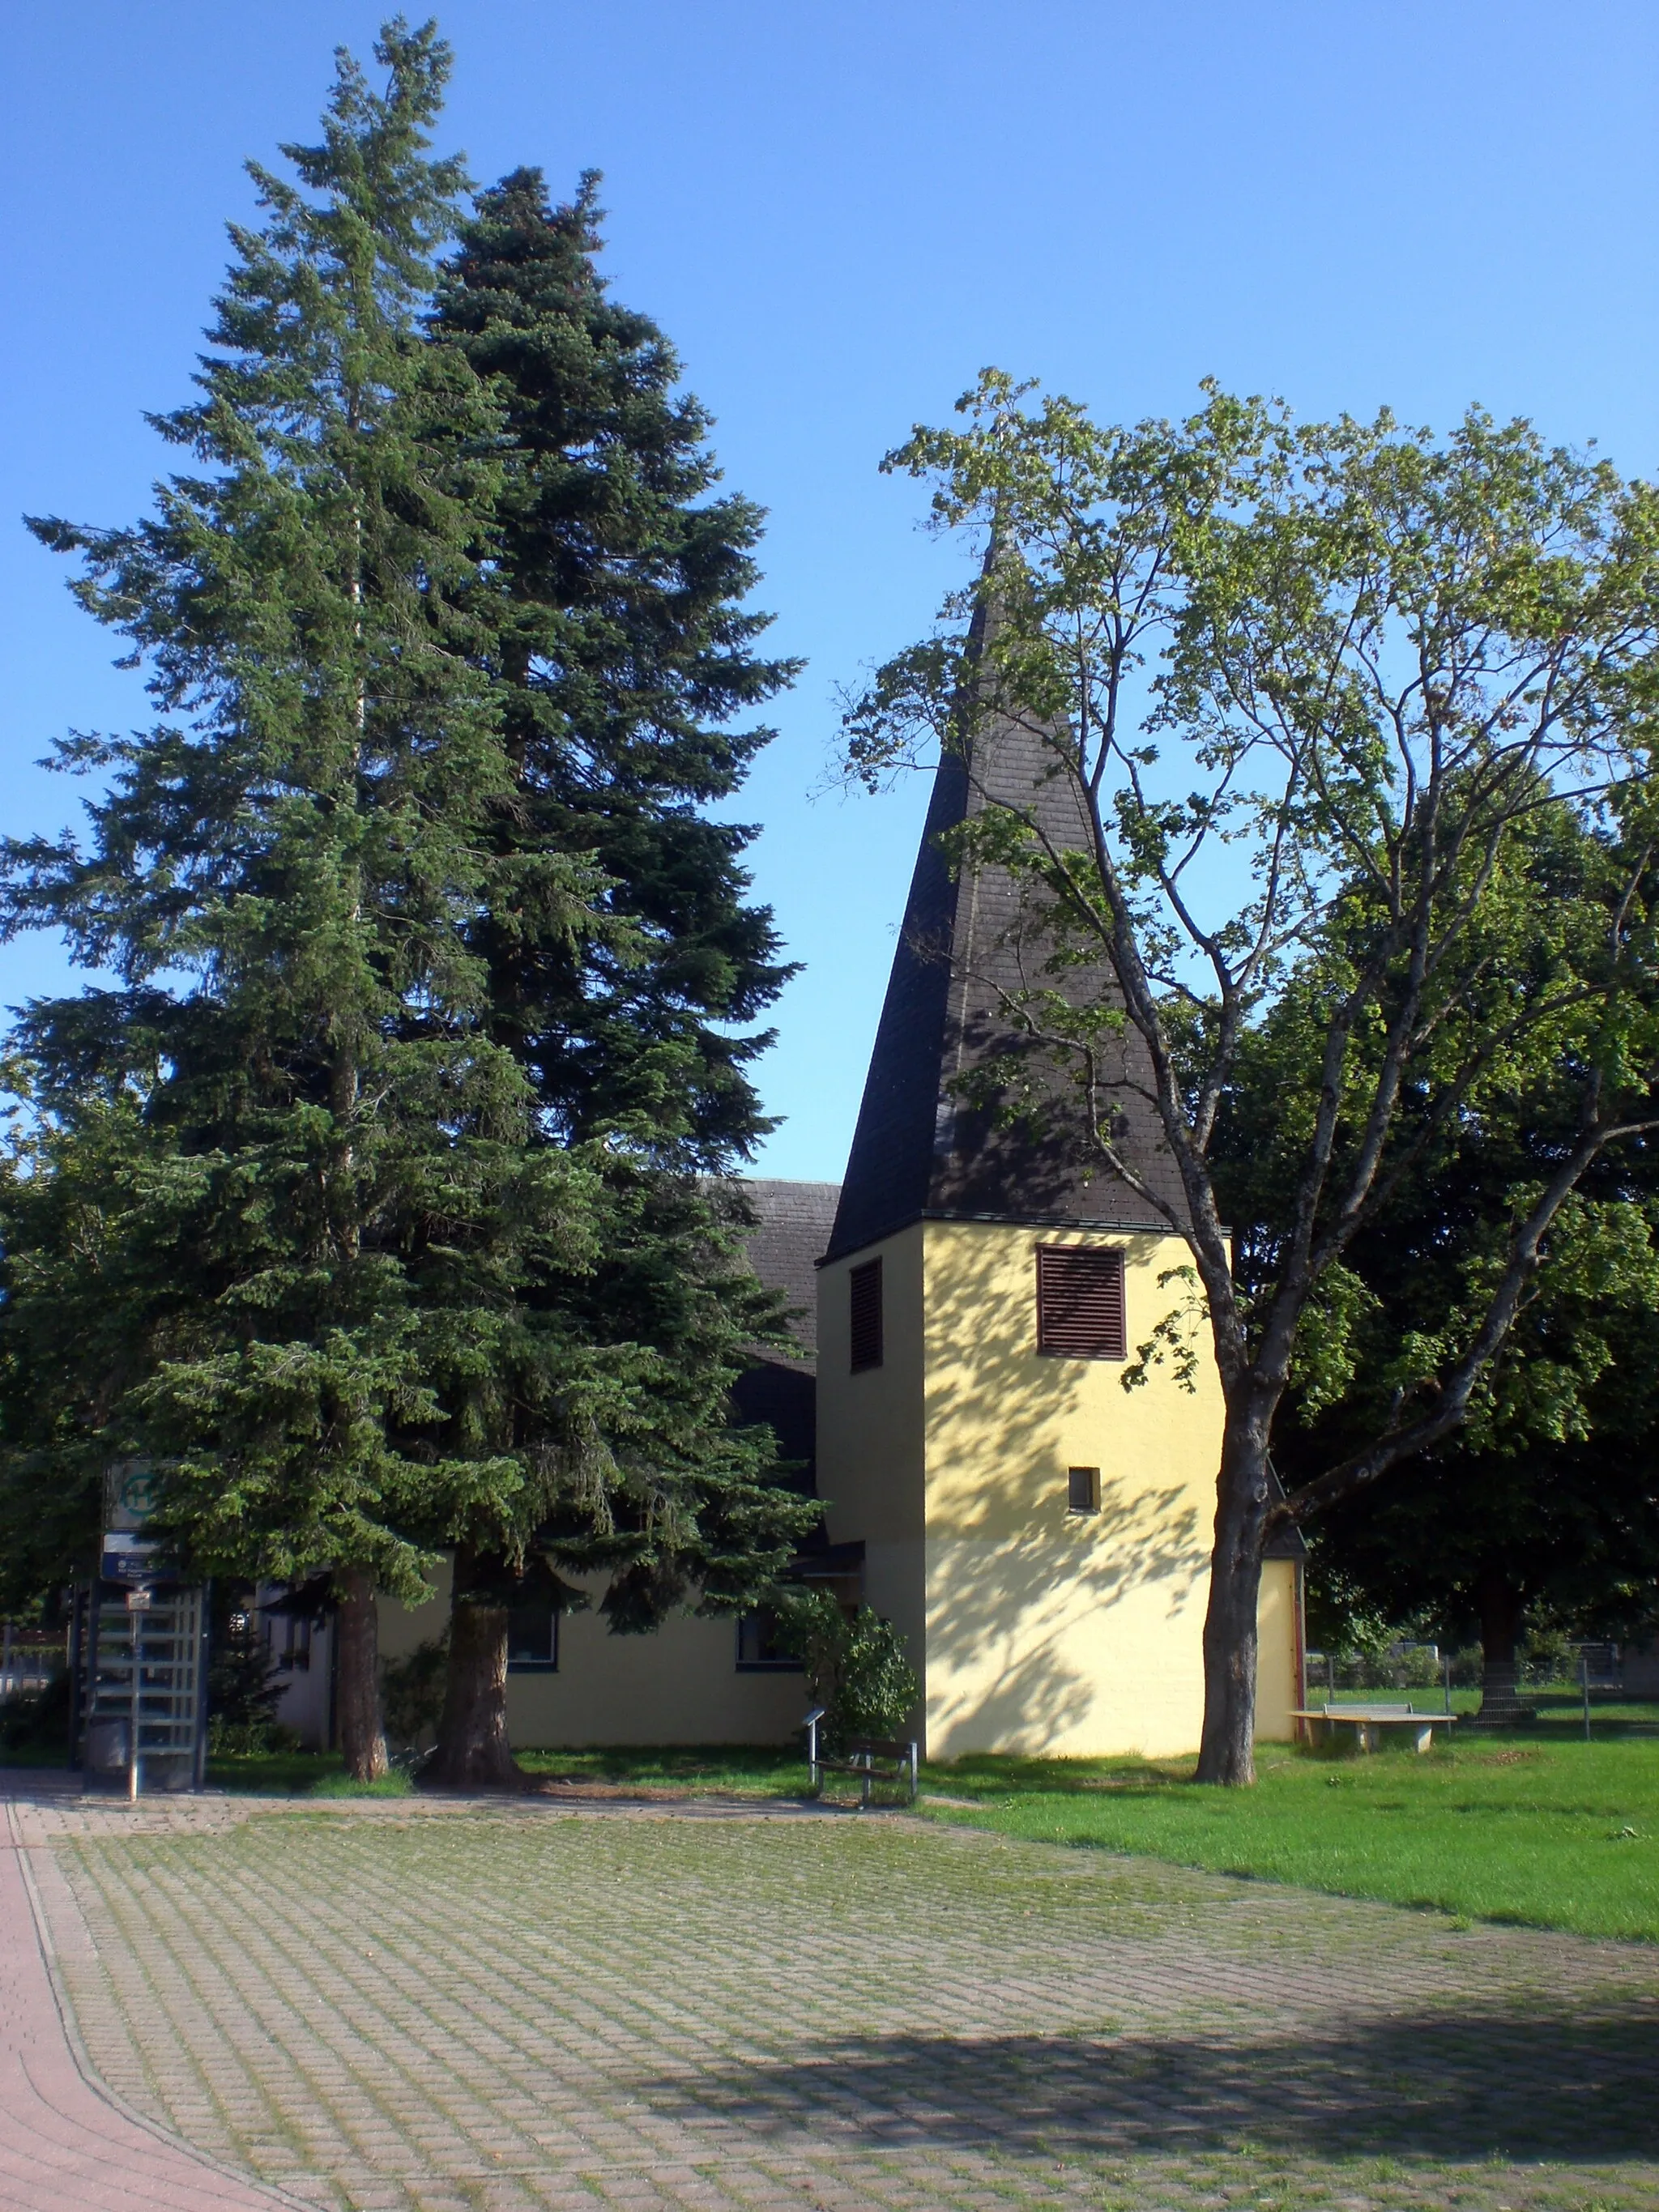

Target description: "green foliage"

left=432, top=166, right=800, bottom=1164
left=773, top=1588, right=919, bottom=1749
left=845, top=368, right=1659, bottom=1778
left=382, top=1632, right=449, bottom=1748
left=205, top=1609, right=288, bottom=1754
left=1268, top=1008, right=1659, bottom=1659
left=0, top=34, right=813, bottom=1656
left=420, top=164, right=817, bottom=1646
left=0, top=22, right=554, bottom=1605
left=309, top=1768, right=416, bottom=1797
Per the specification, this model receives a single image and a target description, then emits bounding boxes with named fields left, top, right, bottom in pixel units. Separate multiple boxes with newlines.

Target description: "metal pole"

left=126, top=1586, right=151, bottom=1801
left=130, top=1600, right=140, bottom=1801
left=2, top=1617, right=11, bottom=1702
left=1444, top=1653, right=1452, bottom=1717
left=1582, top=1648, right=1591, bottom=1744
left=67, top=1587, right=83, bottom=1770
left=194, top=1582, right=211, bottom=1792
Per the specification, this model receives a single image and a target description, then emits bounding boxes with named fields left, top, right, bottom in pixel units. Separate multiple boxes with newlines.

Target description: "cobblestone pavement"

left=6, top=1775, right=1659, bottom=2212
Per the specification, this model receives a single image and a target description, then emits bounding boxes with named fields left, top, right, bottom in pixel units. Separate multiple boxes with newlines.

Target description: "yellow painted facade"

left=376, top=1562, right=808, bottom=1749
left=351, top=1211, right=1303, bottom=1762
left=817, top=1217, right=1301, bottom=1760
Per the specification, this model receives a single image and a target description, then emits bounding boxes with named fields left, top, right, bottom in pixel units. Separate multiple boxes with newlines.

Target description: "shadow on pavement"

left=634, top=2007, right=1659, bottom=2165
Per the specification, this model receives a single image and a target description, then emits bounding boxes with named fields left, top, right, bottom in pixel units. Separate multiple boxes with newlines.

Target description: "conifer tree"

left=420, top=173, right=817, bottom=1784
left=0, top=21, right=601, bottom=1779
left=0, top=86, right=817, bottom=1790
left=433, top=166, right=798, bottom=1149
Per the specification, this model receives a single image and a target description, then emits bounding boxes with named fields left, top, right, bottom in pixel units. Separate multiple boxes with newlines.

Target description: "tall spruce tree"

left=0, top=101, right=816, bottom=1789
left=0, top=22, right=607, bottom=1778
left=420, top=171, right=817, bottom=1784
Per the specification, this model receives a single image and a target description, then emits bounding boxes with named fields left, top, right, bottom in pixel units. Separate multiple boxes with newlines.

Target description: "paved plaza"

left=2, top=1774, right=1657, bottom=2212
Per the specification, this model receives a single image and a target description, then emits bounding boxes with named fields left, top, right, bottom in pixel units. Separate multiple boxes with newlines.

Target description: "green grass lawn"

left=201, top=1741, right=814, bottom=1796
left=1305, top=1680, right=1659, bottom=1732
left=919, top=1737, right=1659, bottom=1943
left=514, top=1743, right=813, bottom=1791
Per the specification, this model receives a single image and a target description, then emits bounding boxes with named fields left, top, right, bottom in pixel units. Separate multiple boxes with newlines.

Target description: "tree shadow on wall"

left=916, top=1217, right=1213, bottom=1750
left=923, top=1485, right=1207, bottom=1752
left=631, top=2008, right=1659, bottom=2167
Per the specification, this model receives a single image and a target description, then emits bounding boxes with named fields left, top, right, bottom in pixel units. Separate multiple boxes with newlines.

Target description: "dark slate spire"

left=825, top=616, right=1183, bottom=1264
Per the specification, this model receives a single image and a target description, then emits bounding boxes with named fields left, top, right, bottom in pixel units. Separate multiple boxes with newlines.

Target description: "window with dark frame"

left=850, top=1256, right=884, bottom=1372
left=505, top=1598, right=558, bottom=1673
left=735, top=1608, right=804, bottom=1671
left=1035, top=1245, right=1127, bottom=1361
left=1068, top=1466, right=1102, bottom=1515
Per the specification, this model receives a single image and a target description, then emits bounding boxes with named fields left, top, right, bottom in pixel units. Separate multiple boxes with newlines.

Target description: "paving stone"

left=3, top=1774, right=1658, bottom=2210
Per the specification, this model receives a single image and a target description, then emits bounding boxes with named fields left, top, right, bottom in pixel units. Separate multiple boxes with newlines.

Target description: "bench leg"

left=1413, top=1724, right=1433, bottom=1754
left=859, top=1753, right=872, bottom=1810
left=1356, top=1724, right=1378, bottom=1754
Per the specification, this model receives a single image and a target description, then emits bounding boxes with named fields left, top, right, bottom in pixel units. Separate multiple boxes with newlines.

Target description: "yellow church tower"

left=815, top=690, right=1303, bottom=1762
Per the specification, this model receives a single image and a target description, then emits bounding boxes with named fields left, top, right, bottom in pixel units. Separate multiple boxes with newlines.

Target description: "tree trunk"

left=1477, top=1569, right=1527, bottom=1722
left=427, top=1549, right=518, bottom=1789
left=335, top=1571, right=388, bottom=1781
left=1195, top=1414, right=1273, bottom=1785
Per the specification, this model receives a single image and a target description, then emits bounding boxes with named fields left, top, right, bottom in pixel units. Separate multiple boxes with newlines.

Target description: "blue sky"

left=4, top=2, right=1656, bottom=1179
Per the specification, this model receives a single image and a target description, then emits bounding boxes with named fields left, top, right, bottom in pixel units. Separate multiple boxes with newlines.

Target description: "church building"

left=298, top=676, right=1304, bottom=1759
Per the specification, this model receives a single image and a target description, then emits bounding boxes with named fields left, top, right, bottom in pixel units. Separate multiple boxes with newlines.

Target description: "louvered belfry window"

left=1035, top=1246, right=1126, bottom=1360
left=849, top=1257, right=884, bottom=1372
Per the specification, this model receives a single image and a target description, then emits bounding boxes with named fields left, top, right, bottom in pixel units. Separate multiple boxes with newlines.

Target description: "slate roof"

left=736, top=1179, right=841, bottom=1364
left=728, top=1178, right=840, bottom=1498
left=826, top=612, right=1186, bottom=1264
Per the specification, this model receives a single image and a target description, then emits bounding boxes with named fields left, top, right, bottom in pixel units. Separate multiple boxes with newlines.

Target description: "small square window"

left=1068, top=1467, right=1101, bottom=1515
left=505, top=1600, right=558, bottom=1672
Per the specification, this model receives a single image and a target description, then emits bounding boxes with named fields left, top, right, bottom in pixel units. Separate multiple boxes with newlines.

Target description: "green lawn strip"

left=915, top=1739, right=1659, bottom=1943
left=1300, top=1685, right=1659, bottom=1730
left=205, top=1742, right=813, bottom=1796
left=207, top=1749, right=347, bottom=1792
left=513, top=1743, right=811, bottom=1794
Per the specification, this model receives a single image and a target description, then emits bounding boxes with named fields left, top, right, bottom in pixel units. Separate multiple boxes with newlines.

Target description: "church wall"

left=1254, top=1558, right=1304, bottom=1743
left=356, top=1206, right=1302, bottom=1762
left=814, top=1224, right=928, bottom=1694
left=375, top=1565, right=808, bottom=1750
left=921, top=1218, right=1244, bottom=1761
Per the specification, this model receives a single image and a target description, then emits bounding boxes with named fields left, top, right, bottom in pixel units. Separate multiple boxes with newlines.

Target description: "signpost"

left=126, top=1585, right=151, bottom=1800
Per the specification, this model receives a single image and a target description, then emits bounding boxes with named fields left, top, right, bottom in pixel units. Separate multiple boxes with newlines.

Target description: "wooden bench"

left=804, top=1707, right=918, bottom=1806
left=1293, top=1703, right=1457, bottom=1754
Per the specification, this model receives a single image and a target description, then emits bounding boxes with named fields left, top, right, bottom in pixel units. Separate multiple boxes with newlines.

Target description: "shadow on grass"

left=633, top=2007, right=1659, bottom=2165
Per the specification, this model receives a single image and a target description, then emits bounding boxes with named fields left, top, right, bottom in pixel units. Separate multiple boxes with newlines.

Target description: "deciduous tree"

left=844, top=373, right=1659, bottom=1781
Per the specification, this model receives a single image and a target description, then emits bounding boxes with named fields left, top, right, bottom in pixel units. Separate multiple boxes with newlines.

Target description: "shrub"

left=382, top=1634, right=448, bottom=1750
left=772, top=1589, right=919, bottom=1750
